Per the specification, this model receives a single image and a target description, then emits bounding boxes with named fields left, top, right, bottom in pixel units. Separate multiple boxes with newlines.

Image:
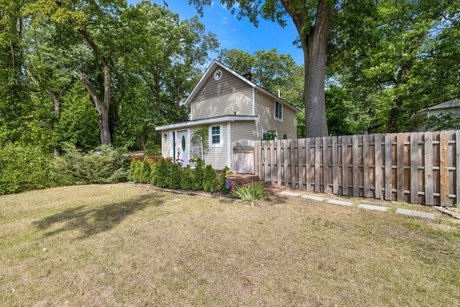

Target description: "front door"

left=175, top=130, right=189, bottom=166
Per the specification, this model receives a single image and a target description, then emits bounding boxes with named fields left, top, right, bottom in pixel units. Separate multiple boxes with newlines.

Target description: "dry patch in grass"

left=0, top=184, right=459, bottom=306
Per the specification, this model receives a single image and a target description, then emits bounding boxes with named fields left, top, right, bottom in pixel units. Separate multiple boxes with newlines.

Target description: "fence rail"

left=238, top=130, right=460, bottom=207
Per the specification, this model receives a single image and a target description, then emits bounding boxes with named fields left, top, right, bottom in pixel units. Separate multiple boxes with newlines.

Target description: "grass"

left=0, top=184, right=459, bottom=306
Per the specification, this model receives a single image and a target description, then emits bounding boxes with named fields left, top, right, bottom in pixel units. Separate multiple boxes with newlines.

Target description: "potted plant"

left=188, top=157, right=200, bottom=169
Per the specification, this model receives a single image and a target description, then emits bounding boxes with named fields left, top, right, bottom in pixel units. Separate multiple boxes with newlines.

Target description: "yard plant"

left=233, top=182, right=269, bottom=206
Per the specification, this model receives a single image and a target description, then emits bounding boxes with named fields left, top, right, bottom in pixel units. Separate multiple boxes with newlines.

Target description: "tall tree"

left=191, top=0, right=336, bottom=137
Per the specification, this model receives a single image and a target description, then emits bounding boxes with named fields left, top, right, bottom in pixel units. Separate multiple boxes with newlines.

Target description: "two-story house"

left=155, top=60, right=299, bottom=170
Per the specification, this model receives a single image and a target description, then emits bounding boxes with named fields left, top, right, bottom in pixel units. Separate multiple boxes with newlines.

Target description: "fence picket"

left=363, top=134, right=370, bottom=197
left=352, top=135, right=359, bottom=196
left=385, top=134, right=393, bottom=200
left=375, top=134, right=383, bottom=199
left=342, top=136, right=349, bottom=196
left=410, top=133, right=419, bottom=204
left=440, top=131, right=449, bottom=206
left=332, top=136, right=338, bottom=194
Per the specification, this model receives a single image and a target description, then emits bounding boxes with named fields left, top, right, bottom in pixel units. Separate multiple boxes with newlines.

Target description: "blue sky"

left=127, top=0, right=303, bottom=65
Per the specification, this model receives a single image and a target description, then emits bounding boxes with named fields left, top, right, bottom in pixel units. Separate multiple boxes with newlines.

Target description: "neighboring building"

left=155, top=60, right=299, bottom=170
left=411, top=98, right=460, bottom=131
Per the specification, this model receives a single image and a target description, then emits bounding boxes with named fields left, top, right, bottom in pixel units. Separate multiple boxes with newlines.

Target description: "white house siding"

left=191, top=68, right=253, bottom=120
left=231, top=121, right=258, bottom=142
left=255, top=90, right=297, bottom=139
left=161, top=130, right=172, bottom=157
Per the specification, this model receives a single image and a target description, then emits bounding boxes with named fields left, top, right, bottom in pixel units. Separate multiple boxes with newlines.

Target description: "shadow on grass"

left=33, top=194, right=163, bottom=239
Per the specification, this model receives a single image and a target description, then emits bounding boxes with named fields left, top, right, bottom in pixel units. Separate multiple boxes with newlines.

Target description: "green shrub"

left=233, top=182, right=269, bottom=206
left=193, top=159, right=205, bottom=190
left=51, top=145, right=129, bottom=185
left=156, top=159, right=170, bottom=188
left=219, top=166, right=230, bottom=193
left=168, top=162, right=182, bottom=189
left=127, top=160, right=137, bottom=181
left=149, top=162, right=159, bottom=185
left=0, top=144, right=53, bottom=195
left=202, top=164, right=218, bottom=193
left=137, top=158, right=151, bottom=183
left=180, top=165, right=194, bottom=190
left=131, top=160, right=141, bottom=182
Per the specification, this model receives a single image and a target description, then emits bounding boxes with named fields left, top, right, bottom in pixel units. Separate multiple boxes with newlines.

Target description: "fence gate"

left=232, top=140, right=255, bottom=174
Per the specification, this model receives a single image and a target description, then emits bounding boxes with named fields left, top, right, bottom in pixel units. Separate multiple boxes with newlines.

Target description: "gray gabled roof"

left=416, top=98, right=460, bottom=115
left=185, top=60, right=301, bottom=112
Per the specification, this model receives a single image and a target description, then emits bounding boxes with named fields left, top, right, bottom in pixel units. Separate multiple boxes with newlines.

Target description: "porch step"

left=233, top=173, right=260, bottom=185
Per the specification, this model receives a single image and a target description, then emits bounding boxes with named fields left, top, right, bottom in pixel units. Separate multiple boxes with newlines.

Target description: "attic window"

left=214, top=69, right=222, bottom=81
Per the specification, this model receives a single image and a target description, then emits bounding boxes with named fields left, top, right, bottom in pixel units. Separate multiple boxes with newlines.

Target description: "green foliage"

left=168, top=162, right=182, bottom=189
left=193, top=159, right=205, bottom=191
left=51, top=145, right=129, bottom=185
left=127, top=160, right=136, bottom=181
left=262, top=130, right=277, bottom=140
left=425, top=113, right=460, bottom=131
left=156, top=159, right=170, bottom=188
left=180, top=165, right=194, bottom=190
left=219, top=166, right=230, bottom=193
left=190, top=127, right=209, bottom=159
left=0, top=144, right=53, bottom=195
left=137, top=158, right=151, bottom=183
left=202, top=164, right=218, bottom=193
left=233, top=182, right=270, bottom=206
left=149, top=162, right=159, bottom=185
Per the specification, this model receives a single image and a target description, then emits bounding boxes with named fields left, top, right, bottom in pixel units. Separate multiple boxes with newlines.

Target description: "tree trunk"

left=99, top=105, right=111, bottom=145
left=282, top=0, right=332, bottom=138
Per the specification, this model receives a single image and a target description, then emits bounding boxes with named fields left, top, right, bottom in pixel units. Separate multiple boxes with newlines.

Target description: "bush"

left=0, top=144, right=53, bottom=195
left=156, top=159, right=170, bottom=188
left=127, top=160, right=136, bottom=181
left=219, top=166, right=230, bottom=193
left=51, top=145, right=129, bottom=185
left=202, top=164, right=218, bottom=193
left=193, top=159, right=205, bottom=190
left=168, top=162, right=182, bottom=189
left=180, top=165, right=194, bottom=190
left=149, top=162, right=159, bottom=185
left=233, top=182, right=269, bottom=206
left=138, top=158, right=151, bottom=183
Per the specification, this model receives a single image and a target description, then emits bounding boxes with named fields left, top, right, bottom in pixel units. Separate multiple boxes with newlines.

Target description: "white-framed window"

left=209, top=125, right=222, bottom=147
left=275, top=101, right=283, bottom=121
left=214, top=69, right=222, bottom=81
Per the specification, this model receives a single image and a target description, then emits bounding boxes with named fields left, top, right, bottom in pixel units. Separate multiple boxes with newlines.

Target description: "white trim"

left=155, top=116, right=257, bottom=131
left=274, top=101, right=283, bottom=122
left=227, top=122, right=231, bottom=167
left=209, top=125, right=223, bottom=148
left=252, top=88, right=256, bottom=115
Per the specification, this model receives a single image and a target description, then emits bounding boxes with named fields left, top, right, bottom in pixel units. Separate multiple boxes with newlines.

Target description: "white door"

left=176, top=130, right=189, bottom=166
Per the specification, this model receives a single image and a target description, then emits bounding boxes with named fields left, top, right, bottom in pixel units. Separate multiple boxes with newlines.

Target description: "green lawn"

left=0, top=184, right=459, bottom=306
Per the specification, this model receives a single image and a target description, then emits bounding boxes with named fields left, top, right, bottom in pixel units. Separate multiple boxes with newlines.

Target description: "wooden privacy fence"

left=249, top=130, right=460, bottom=207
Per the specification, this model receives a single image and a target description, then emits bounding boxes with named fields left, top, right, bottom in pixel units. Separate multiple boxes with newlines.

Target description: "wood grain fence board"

left=440, top=131, right=449, bottom=205
left=397, top=134, right=405, bottom=201
left=457, top=131, right=460, bottom=205
left=298, top=139, right=305, bottom=190
left=315, top=138, right=321, bottom=192
left=270, top=140, right=275, bottom=184
left=352, top=135, right=359, bottom=196
left=276, top=140, right=282, bottom=185
left=385, top=134, right=393, bottom=200
left=263, top=141, right=268, bottom=182
left=290, top=139, right=297, bottom=189
left=410, top=133, right=419, bottom=203
left=305, top=138, right=312, bottom=191
left=363, top=134, right=370, bottom=197
left=342, top=136, right=349, bottom=196
left=323, top=137, right=331, bottom=193
left=283, top=140, right=289, bottom=186
left=254, top=141, right=260, bottom=177
left=375, top=134, right=383, bottom=199
left=332, top=136, right=338, bottom=194
left=424, top=132, right=434, bottom=205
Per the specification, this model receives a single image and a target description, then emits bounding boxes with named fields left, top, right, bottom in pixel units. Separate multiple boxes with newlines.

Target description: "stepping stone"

left=358, top=204, right=388, bottom=212
left=327, top=199, right=352, bottom=207
left=301, top=194, right=325, bottom=202
left=396, top=208, right=435, bottom=220
left=279, top=191, right=301, bottom=197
